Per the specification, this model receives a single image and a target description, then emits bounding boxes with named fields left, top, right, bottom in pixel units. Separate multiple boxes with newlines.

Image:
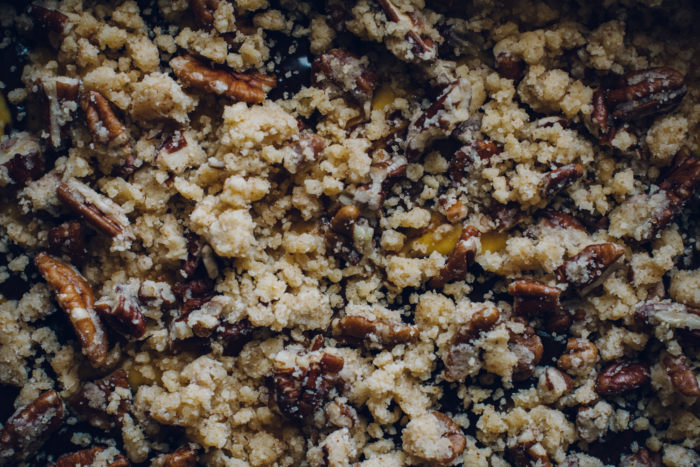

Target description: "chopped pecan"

left=80, top=91, right=134, bottom=174
left=170, top=55, right=276, bottom=104
left=95, top=286, right=147, bottom=339
left=585, top=88, right=616, bottom=145
left=444, top=306, right=500, bottom=382
left=28, top=4, right=71, bottom=34
left=576, top=401, right=612, bottom=443
left=544, top=308, right=581, bottom=334
left=0, top=133, right=45, bottom=185
left=595, top=359, right=650, bottom=396
left=376, top=0, right=438, bottom=63
left=68, top=369, right=130, bottom=430
left=557, top=338, right=598, bottom=373
left=619, top=449, right=663, bottom=467
left=215, top=318, right=255, bottom=356
left=663, top=353, right=700, bottom=398
left=48, top=221, right=88, bottom=267
left=440, top=198, right=467, bottom=223
left=157, top=130, right=189, bottom=162
left=325, top=401, right=357, bottom=429
left=311, top=49, right=378, bottom=105
left=429, top=225, right=479, bottom=288
left=535, top=117, right=570, bottom=129
left=449, top=140, right=500, bottom=186
left=554, top=243, right=625, bottom=296
left=181, top=233, right=204, bottom=279
left=491, top=200, right=526, bottom=233
left=353, top=155, right=407, bottom=210
left=272, top=343, right=344, bottom=419
left=285, top=133, right=326, bottom=174
left=509, top=318, right=543, bottom=381
left=606, top=67, right=687, bottom=121
left=0, top=390, right=64, bottom=463
left=509, top=279, right=561, bottom=316
left=406, top=78, right=471, bottom=160
left=540, top=164, right=583, bottom=201
left=157, top=445, right=198, bottom=467
left=191, top=0, right=222, bottom=31
left=495, top=53, right=525, bottom=83
left=634, top=302, right=700, bottom=341
left=543, top=367, right=574, bottom=392
left=36, top=77, right=80, bottom=150
left=325, top=205, right=373, bottom=265
left=172, top=277, right=215, bottom=301
left=431, top=412, right=467, bottom=465
left=509, top=432, right=552, bottom=467
left=333, top=315, right=418, bottom=349
left=53, top=446, right=130, bottom=467
left=34, top=252, right=108, bottom=368
left=538, top=209, right=587, bottom=232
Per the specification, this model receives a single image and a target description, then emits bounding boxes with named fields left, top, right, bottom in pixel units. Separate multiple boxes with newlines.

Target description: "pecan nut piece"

left=34, top=252, right=108, bottom=367
left=584, top=88, right=616, bottom=145
left=0, top=132, right=45, bottom=185
left=68, top=369, right=130, bottom=430
left=405, top=78, right=472, bottom=160
left=48, top=221, right=88, bottom=267
left=284, top=133, right=326, bottom=174
left=557, top=338, right=598, bottom=373
left=495, top=53, right=525, bottom=83
left=95, top=286, right=147, bottom=339
left=576, top=401, right=612, bottom=443
left=444, top=306, right=500, bottom=382
left=353, top=155, right=407, bottom=210
left=538, top=210, right=587, bottom=232
left=215, top=318, right=255, bottom=357
left=448, top=140, right=500, bottom=186
left=539, top=164, right=583, bottom=201
left=634, top=302, right=700, bottom=341
left=554, top=243, right=625, bottom=296
left=431, top=412, right=467, bottom=465
left=509, top=318, right=544, bottom=381
left=492, top=200, right=526, bottom=233
left=171, top=55, right=276, bottom=104
left=0, top=390, right=64, bottom=463
left=155, top=445, right=198, bottom=467
left=180, top=232, right=204, bottom=279
left=53, top=446, right=130, bottom=467
left=36, top=77, right=80, bottom=150
left=663, top=353, right=700, bottom=398
left=28, top=4, right=71, bottom=34
left=191, top=0, right=222, bottom=31
left=325, top=401, right=358, bottom=429
left=429, top=225, right=479, bottom=289
left=595, top=359, right=650, bottom=396
left=333, top=315, right=418, bottom=349
left=376, top=0, right=439, bottom=63
left=606, top=67, right=687, bottom=121
left=619, top=449, right=663, bottom=467
left=509, top=433, right=552, bottom=467
left=311, top=49, right=378, bottom=105
left=56, top=179, right=134, bottom=251
left=509, top=279, right=561, bottom=316
left=325, top=205, right=373, bottom=265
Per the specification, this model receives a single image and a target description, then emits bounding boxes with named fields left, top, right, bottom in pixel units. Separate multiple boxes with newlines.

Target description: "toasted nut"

left=557, top=338, right=598, bottom=373
left=376, top=0, right=438, bottom=63
left=326, top=401, right=358, bottom=429
left=80, top=91, right=134, bottom=174
left=538, top=210, right=587, bottom=232
left=544, top=309, right=576, bottom=334
left=48, top=221, right=88, bottom=267
left=438, top=198, right=468, bottom=223
left=429, top=225, right=479, bottom=288
left=28, top=5, right=71, bottom=34
left=95, top=286, right=147, bottom=339
left=354, top=155, right=407, bottom=210
left=584, top=88, right=616, bottom=145
left=449, top=140, right=500, bottom=186
left=509, top=279, right=561, bottom=316
left=68, top=369, right=130, bottom=430
left=157, top=130, right=189, bottom=162
left=543, top=367, right=574, bottom=392
left=312, top=49, right=379, bottom=105
left=430, top=412, right=467, bottom=465
left=285, top=133, right=326, bottom=174
left=56, top=179, right=134, bottom=251
left=334, top=315, right=418, bottom=349
left=444, top=306, right=500, bottom=382
left=663, top=353, right=700, bottom=398
left=595, top=359, right=650, bottom=396
left=619, top=449, right=663, bottom=467
left=181, top=233, right=204, bottom=279
left=34, top=252, right=108, bottom=368
left=156, top=445, right=198, bottom=467
left=171, top=55, right=276, bottom=104
left=35, top=77, right=80, bottom=150
left=190, top=0, right=222, bottom=31
left=509, top=318, right=543, bottom=381
left=509, top=433, right=552, bottom=467
left=215, top=318, right=255, bottom=356
left=0, top=132, right=45, bottom=185
left=634, top=302, right=700, bottom=341
left=555, top=243, right=624, bottom=296
left=325, top=205, right=373, bottom=265
left=540, top=164, right=583, bottom=201
left=0, top=390, right=64, bottom=463
left=495, top=53, right=525, bottom=83
left=576, top=401, right=612, bottom=443
left=172, top=277, right=215, bottom=301
left=491, top=200, right=526, bottom=233
left=53, top=446, right=130, bottom=467
left=606, top=67, right=687, bottom=121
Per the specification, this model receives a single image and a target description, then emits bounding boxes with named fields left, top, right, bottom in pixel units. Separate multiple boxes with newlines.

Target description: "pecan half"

left=557, top=338, right=598, bottom=373
left=431, top=412, right=467, bottom=465
left=606, top=67, right=687, bottom=121
left=311, top=49, right=378, bottom=105
left=325, top=205, right=373, bottom=265
left=56, top=179, right=134, bottom=250
left=353, top=155, right=407, bottom=210
left=53, top=446, right=130, bottom=467
left=28, top=5, right=71, bottom=34
left=540, top=164, right=583, bottom=201
left=509, top=433, right=552, bottom=467
left=405, top=78, right=471, bottom=160
left=170, top=55, right=276, bottom=104
left=48, top=221, right=88, bottom=267
left=95, top=286, right=147, bottom=339
left=554, top=243, right=624, bottom=296
left=619, top=449, right=663, bottom=467
left=429, top=225, right=479, bottom=288
left=595, top=359, right=650, bottom=396
left=663, top=353, right=700, bottom=398
left=444, top=306, right=500, bottom=382
left=34, top=252, right=108, bottom=368
left=509, top=280, right=561, bottom=316
left=509, top=318, right=543, bottom=381
left=585, top=88, right=616, bottom=145
left=80, top=91, right=134, bottom=174
left=333, top=315, right=418, bottom=349
left=376, top=0, right=438, bottom=63
left=36, top=77, right=80, bottom=150
left=492, top=200, right=526, bottom=232
left=0, top=390, right=64, bottom=463
left=68, top=369, right=130, bottom=430
left=449, top=140, right=500, bottom=186
left=0, top=133, right=45, bottom=185
left=156, top=445, right=198, bottom=467
left=495, top=53, right=525, bottom=83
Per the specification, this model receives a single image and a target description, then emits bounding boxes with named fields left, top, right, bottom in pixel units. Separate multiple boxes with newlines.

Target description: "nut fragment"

left=215, top=318, right=255, bottom=357
left=491, top=200, right=526, bottom=232
left=508, top=318, right=543, bottom=381
left=449, top=140, right=500, bottom=186
left=405, top=78, right=471, bottom=160
left=48, top=221, right=88, bottom=267
left=554, top=243, right=625, bottom=296
left=585, top=88, right=616, bottom=145
left=634, top=302, right=700, bottom=341
left=285, top=133, right=326, bottom=174
left=312, top=49, right=378, bottom=105
left=34, top=252, right=108, bottom=368
left=353, top=155, right=407, bottom=210
left=430, top=412, right=467, bottom=465
left=557, top=338, right=598, bottom=373
left=171, top=55, right=276, bottom=104
left=68, top=369, right=130, bottom=430
left=333, top=315, right=418, bottom=349
left=619, top=449, right=663, bottom=467
left=53, top=446, right=130, bottom=467
left=538, top=209, right=587, bottom=232
left=181, top=233, right=204, bottom=279
left=80, top=91, right=134, bottom=174
left=509, top=432, right=552, bottom=467
left=190, top=0, right=222, bottom=31
left=325, top=401, right=358, bottom=429
left=606, top=67, right=687, bottom=121
left=509, top=279, right=561, bottom=316
left=663, top=353, right=700, bottom=398
left=0, top=390, right=64, bottom=464
left=444, top=306, right=500, bottom=382
left=539, top=164, right=583, bottom=201
left=376, top=0, right=439, bottom=63
left=95, top=286, right=147, bottom=339
left=0, top=133, right=45, bottom=185
left=429, top=225, right=479, bottom=288
left=156, top=445, right=198, bottom=467
left=28, top=4, right=71, bottom=34
left=36, top=77, right=80, bottom=150
left=595, top=359, right=650, bottom=396
left=325, top=205, right=373, bottom=265
left=495, top=53, right=525, bottom=83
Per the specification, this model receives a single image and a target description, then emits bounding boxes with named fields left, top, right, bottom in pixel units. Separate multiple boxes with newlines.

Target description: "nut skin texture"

left=190, top=0, right=221, bottom=31
left=53, top=446, right=130, bottom=467
left=663, top=354, right=700, bottom=398
left=354, top=154, right=407, bottom=210
left=215, top=319, right=255, bottom=357
left=287, top=133, right=326, bottom=174
left=28, top=5, right=70, bottom=34
left=171, top=55, right=276, bottom=104
left=509, top=318, right=544, bottom=382
left=431, top=412, right=467, bottom=465
left=444, top=306, right=500, bottom=382
left=509, top=435, right=552, bottom=467
left=334, top=315, right=418, bottom=349
left=68, top=369, right=130, bottom=430
left=538, top=210, right=587, bottom=232
left=509, top=279, right=561, bottom=316
left=586, top=88, right=616, bottom=145
left=495, top=53, right=524, bottom=83
left=325, top=205, right=366, bottom=266
left=376, top=0, right=438, bottom=63
left=0, top=390, right=64, bottom=464
left=555, top=243, right=625, bottom=296
left=492, top=200, right=527, bottom=233
left=606, top=67, right=687, bottom=121
left=544, top=367, right=574, bottom=392
left=429, top=225, right=479, bottom=289
left=634, top=302, right=700, bottom=342
left=0, top=134, right=45, bottom=185
left=595, top=360, right=650, bottom=396
left=56, top=183, right=124, bottom=239
left=95, top=289, right=147, bottom=339
left=34, top=252, right=108, bottom=368
left=449, top=140, right=501, bottom=186
left=159, top=445, right=198, bottom=467
left=80, top=91, right=134, bottom=174
left=48, top=221, right=88, bottom=267
left=557, top=338, right=598, bottom=372
left=311, top=49, right=378, bottom=104
left=36, top=77, right=80, bottom=150
left=181, top=232, right=203, bottom=279
left=540, top=164, right=584, bottom=201
left=619, top=449, right=663, bottom=467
